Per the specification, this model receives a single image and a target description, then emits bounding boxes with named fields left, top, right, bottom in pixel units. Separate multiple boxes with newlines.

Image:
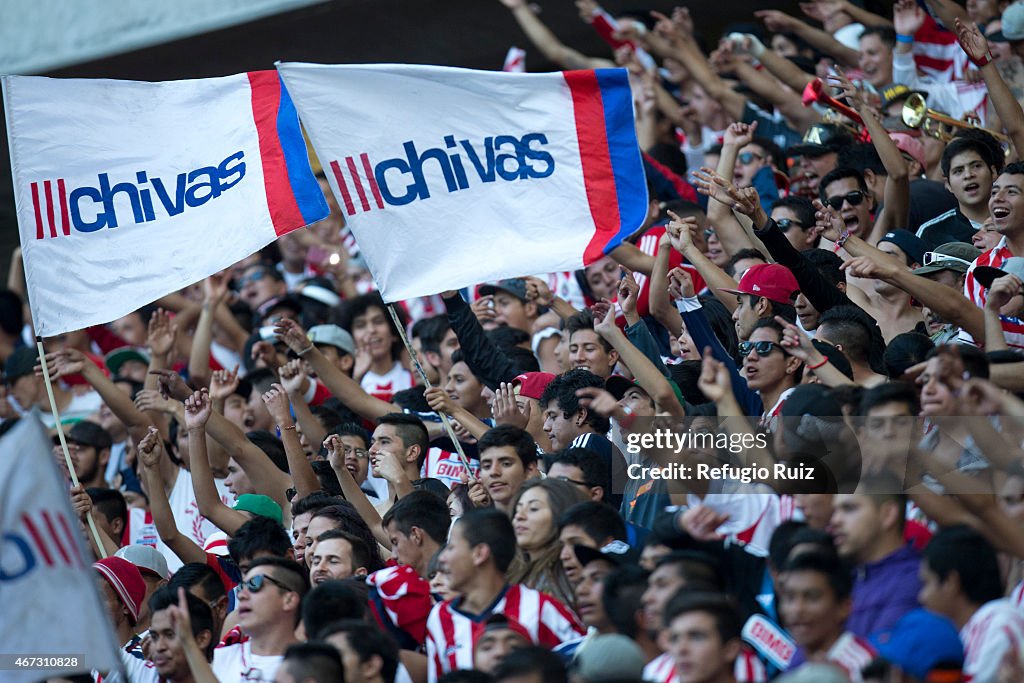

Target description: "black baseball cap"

left=53, top=420, right=113, bottom=451
left=788, top=124, right=854, bottom=158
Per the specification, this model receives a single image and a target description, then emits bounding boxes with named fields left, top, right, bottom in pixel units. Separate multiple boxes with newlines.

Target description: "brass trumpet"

left=901, top=93, right=1010, bottom=145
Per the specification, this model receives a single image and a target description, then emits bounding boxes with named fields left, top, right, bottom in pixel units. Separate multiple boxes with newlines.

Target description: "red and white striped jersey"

left=964, top=238, right=1013, bottom=310
left=685, top=491, right=799, bottom=558
left=912, top=14, right=972, bottom=81
left=425, top=584, right=584, bottom=682
left=960, top=599, right=1024, bottom=683
left=641, top=647, right=768, bottom=683
left=824, top=632, right=877, bottom=683
left=361, top=362, right=415, bottom=403
left=1010, top=580, right=1024, bottom=608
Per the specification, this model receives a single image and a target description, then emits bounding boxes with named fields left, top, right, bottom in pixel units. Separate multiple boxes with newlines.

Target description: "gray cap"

left=973, top=256, right=1024, bottom=289
left=912, top=242, right=981, bottom=276
left=115, top=544, right=170, bottom=579
left=307, top=324, right=355, bottom=355
left=775, top=663, right=852, bottom=683
left=990, top=2, right=1024, bottom=42
left=573, top=634, right=646, bottom=682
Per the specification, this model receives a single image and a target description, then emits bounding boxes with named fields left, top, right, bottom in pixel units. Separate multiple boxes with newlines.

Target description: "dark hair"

left=818, top=306, right=875, bottom=364
left=247, top=557, right=312, bottom=625
left=412, top=315, right=451, bottom=356
left=1003, top=160, right=1024, bottom=178
left=648, top=143, right=690, bottom=179
left=376, top=413, right=430, bottom=470
left=781, top=551, right=853, bottom=601
left=310, top=503, right=385, bottom=572
left=0, top=290, right=24, bottom=336
left=501, top=345, right=541, bottom=375
left=87, top=488, right=127, bottom=532
left=310, top=460, right=343, bottom=497
left=699, top=296, right=739, bottom=359
left=438, top=672, right=495, bottom=683
left=548, top=448, right=611, bottom=501
left=557, top=500, right=626, bottom=542
left=768, top=520, right=808, bottom=572
left=316, top=619, right=400, bottom=683
left=391, top=387, right=432, bottom=413
left=311, top=528, right=372, bottom=574
left=381, top=489, right=451, bottom=545
left=227, top=515, right=293, bottom=565
left=337, top=291, right=405, bottom=361
left=655, top=551, right=723, bottom=591
left=923, top=525, right=1003, bottom=605
left=246, top=367, right=278, bottom=396
left=245, top=431, right=290, bottom=473
left=787, top=527, right=838, bottom=560
left=168, top=562, right=227, bottom=604
left=292, top=491, right=345, bottom=520
left=302, top=581, right=367, bottom=641
left=837, top=143, right=886, bottom=176
left=458, top=508, right=518, bottom=573
left=492, top=647, right=566, bottom=683
left=148, top=586, right=216, bottom=660
left=281, top=642, right=344, bottom=683
left=771, top=195, right=817, bottom=228
left=669, top=360, right=711, bottom=405
left=883, top=333, right=934, bottom=380
left=726, top=248, right=768, bottom=278
left=539, top=369, right=611, bottom=435
left=602, top=565, right=650, bottom=638
left=565, top=309, right=615, bottom=355
left=803, top=249, right=845, bottom=289
left=478, top=425, right=538, bottom=471
left=486, top=326, right=531, bottom=349
left=942, top=129, right=1005, bottom=177
left=750, top=136, right=785, bottom=174
left=924, top=344, right=990, bottom=380
left=662, top=590, right=743, bottom=642
left=860, top=381, right=921, bottom=417
left=859, top=24, right=896, bottom=48
left=819, top=167, right=868, bottom=201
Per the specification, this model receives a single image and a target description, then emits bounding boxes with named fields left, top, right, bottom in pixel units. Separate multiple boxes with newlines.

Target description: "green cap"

left=233, top=494, right=283, bottom=524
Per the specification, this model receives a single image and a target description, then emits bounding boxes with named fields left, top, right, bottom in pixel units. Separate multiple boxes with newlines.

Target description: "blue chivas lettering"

left=30, top=151, right=246, bottom=239
left=328, top=133, right=555, bottom=216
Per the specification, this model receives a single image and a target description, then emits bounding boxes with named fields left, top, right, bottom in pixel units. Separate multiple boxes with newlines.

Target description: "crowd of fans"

left=11, top=0, right=1024, bottom=681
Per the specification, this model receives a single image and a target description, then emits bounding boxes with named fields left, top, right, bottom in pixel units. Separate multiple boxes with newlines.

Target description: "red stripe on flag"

left=44, top=180, right=57, bottom=238
left=562, top=70, right=621, bottom=264
left=57, top=512, right=84, bottom=568
left=22, top=513, right=54, bottom=566
left=347, top=156, right=371, bottom=212
left=42, top=510, right=71, bottom=566
left=31, top=182, right=43, bottom=240
left=361, top=153, right=385, bottom=209
left=58, top=178, right=70, bottom=236
left=247, top=71, right=305, bottom=236
left=330, top=160, right=356, bottom=216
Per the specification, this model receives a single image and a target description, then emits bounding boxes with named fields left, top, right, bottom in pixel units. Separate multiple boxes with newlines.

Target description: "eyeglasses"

left=776, top=218, right=806, bottom=232
left=825, top=190, right=866, bottom=211
left=235, top=269, right=270, bottom=288
left=922, top=251, right=974, bottom=268
left=241, top=573, right=291, bottom=594
left=737, top=152, right=764, bottom=165
left=738, top=341, right=786, bottom=357
left=343, top=446, right=369, bottom=460
left=553, top=475, right=596, bottom=488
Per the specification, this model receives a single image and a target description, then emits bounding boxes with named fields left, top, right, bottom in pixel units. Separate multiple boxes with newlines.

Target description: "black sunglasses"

left=825, top=190, right=866, bottom=211
left=241, top=573, right=291, bottom=594
left=553, top=475, right=597, bottom=488
left=776, top=218, right=805, bottom=232
left=738, top=341, right=786, bottom=357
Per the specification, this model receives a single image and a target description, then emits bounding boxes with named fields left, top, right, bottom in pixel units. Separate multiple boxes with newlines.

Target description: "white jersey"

left=212, top=641, right=283, bottom=683
left=685, top=487, right=799, bottom=557
left=361, top=361, right=415, bottom=403
left=642, top=649, right=768, bottom=682
left=961, top=599, right=1024, bottom=683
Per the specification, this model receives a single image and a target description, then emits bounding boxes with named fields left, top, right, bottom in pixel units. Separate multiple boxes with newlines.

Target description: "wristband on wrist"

left=896, top=33, right=914, bottom=44
left=833, top=230, right=851, bottom=253
left=972, top=51, right=994, bottom=68
left=297, top=345, right=314, bottom=356
left=807, top=357, right=828, bottom=371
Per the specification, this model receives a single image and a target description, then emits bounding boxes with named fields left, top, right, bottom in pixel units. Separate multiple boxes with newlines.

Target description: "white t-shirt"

left=39, top=389, right=103, bottom=428
left=212, top=641, right=283, bottom=683
left=360, top=361, right=415, bottom=402
left=961, top=599, right=1024, bottom=682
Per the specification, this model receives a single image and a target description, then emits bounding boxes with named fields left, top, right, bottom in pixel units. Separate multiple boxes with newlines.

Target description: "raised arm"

left=324, top=434, right=388, bottom=547
left=185, top=389, right=251, bottom=536
left=956, top=18, right=1024, bottom=157
left=188, top=272, right=230, bottom=390
left=278, top=360, right=329, bottom=460
left=137, top=426, right=207, bottom=565
left=649, top=234, right=685, bottom=334
left=756, top=9, right=860, bottom=67
left=497, top=0, right=612, bottom=70
left=665, top=212, right=740, bottom=314
left=262, top=381, right=320, bottom=502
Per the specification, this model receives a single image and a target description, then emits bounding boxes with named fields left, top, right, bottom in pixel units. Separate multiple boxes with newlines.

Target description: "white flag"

left=3, top=72, right=328, bottom=336
left=278, top=63, right=648, bottom=302
left=0, top=415, right=122, bottom=680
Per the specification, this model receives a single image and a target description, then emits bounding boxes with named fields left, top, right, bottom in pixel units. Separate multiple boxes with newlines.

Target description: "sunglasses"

left=241, top=573, right=291, bottom=594
left=776, top=218, right=805, bottom=232
left=737, top=152, right=764, bottom=165
left=553, top=475, right=597, bottom=488
left=738, top=340, right=786, bottom=357
left=825, top=190, right=866, bottom=211
left=922, top=251, right=974, bottom=268
left=235, top=269, right=270, bottom=289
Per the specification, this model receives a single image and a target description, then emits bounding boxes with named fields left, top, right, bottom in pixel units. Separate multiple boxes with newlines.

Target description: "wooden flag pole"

left=385, top=305, right=475, bottom=475
left=36, top=338, right=108, bottom=558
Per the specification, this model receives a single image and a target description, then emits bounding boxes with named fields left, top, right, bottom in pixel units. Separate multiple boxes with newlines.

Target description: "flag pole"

left=385, top=305, right=475, bottom=475
left=35, top=337, right=108, bottom=558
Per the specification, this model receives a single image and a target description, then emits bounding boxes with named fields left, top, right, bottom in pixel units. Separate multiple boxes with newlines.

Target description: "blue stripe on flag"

left=275, top=75, right=328, bottom=225
left=594, top=68, right=648, bottom=253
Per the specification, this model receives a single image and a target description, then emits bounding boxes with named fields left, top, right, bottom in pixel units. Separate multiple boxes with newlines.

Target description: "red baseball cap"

left=512, top=372, right=556, bottom=400
left=94, top=556, right=146, bottom=625
left=719, top=263, right=799, bottom=304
